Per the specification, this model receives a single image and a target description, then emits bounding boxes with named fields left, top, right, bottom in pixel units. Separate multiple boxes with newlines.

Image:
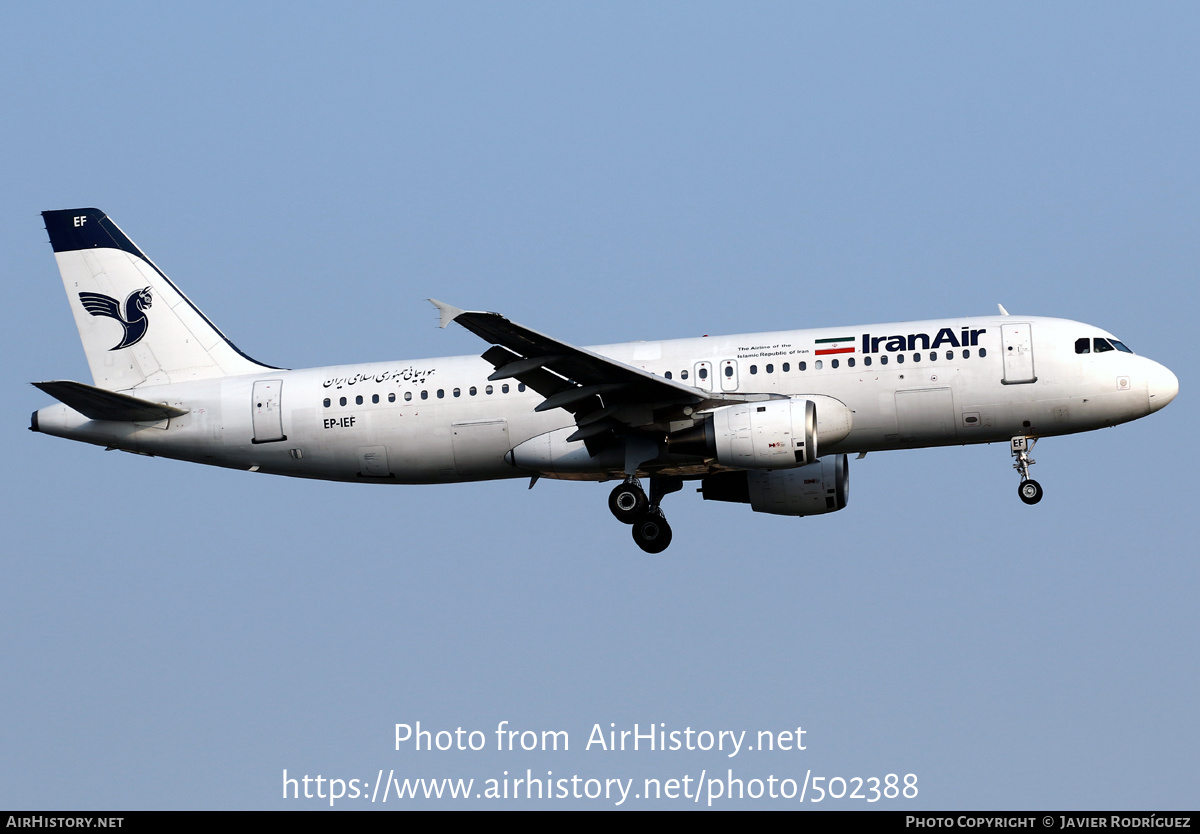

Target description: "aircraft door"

left=719, top=359, right=739, bottom=392
left=694, top=361, right=713, bottom=392
left=1001, top=323, right=1037, bottom=384
left=251, top=379, right=286, bottom=443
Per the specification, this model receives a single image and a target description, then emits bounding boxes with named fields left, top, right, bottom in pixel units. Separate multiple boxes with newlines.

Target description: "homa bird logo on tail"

left=78, top=287, right=153, bottom=350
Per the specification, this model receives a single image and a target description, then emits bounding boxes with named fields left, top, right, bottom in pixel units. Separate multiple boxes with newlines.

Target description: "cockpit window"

left=1078, top=336, right=1134, bottom=354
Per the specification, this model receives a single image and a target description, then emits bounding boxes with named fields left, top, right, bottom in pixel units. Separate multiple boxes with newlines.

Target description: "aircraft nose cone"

left=1147, top=362, right=1179, bottom=413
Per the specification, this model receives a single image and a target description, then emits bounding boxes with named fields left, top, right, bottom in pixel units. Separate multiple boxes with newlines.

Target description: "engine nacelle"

left=700, top=454, right=850, bottom=516
left=678, top=395, right=852, bottom=469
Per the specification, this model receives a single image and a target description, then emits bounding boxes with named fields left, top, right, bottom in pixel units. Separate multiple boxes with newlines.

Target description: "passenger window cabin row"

left=323, top=382, right=527, bottom=408
left=662, top=348, right=987, bottom=380
left=322, top=345, right=1009, bottom=408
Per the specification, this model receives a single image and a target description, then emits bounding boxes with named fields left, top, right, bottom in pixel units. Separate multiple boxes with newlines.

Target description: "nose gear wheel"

left=1018, top=479, right=1043, bottom=505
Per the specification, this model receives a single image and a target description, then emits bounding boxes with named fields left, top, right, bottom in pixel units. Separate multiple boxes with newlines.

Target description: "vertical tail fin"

left=42, top=208, right=278, bottom=390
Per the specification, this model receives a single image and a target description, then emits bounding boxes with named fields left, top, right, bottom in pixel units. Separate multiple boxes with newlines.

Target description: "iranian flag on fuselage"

left=815, top=336, right=856, bottom=356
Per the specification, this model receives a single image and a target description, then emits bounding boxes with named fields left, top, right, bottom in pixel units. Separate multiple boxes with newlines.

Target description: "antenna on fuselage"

left=997, top=304, right=1010, bottom=316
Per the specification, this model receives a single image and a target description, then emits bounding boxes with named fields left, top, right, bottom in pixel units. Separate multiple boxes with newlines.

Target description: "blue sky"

left=2, top=2, right=1196, bottom=809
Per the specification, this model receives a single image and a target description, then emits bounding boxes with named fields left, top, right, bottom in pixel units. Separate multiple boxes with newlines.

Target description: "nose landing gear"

left=1011, top=436, right=1043, bottom=505
left=608, top=476, right=682, bottom=553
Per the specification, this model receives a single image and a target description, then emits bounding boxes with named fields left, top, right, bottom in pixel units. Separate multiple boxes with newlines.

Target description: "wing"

left=429, top=299, right=773, bottom=444
left=78, top=292, right=123, bottom=321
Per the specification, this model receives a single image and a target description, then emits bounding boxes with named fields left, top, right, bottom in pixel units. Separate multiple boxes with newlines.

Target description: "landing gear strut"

left=1011, top=436, right=1043, bottom=505
left=608, top=476, right=682, bottom=553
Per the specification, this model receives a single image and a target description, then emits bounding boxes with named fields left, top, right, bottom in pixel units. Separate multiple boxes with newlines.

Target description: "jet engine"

left=700, top=454, right=850, bottom=516
left=669, top=395, right=853, bottom=469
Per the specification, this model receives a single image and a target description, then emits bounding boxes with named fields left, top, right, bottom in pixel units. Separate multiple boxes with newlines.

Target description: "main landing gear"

left=1011, top=436, right=1043, bottom=505
left=608, top=476, right=682, bottom=554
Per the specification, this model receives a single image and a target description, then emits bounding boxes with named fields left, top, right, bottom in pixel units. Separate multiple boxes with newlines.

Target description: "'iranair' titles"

left=861, top=327, right=986, bottom=354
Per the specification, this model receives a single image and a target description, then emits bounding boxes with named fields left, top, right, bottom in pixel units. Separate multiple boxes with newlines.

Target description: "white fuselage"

left=33, top=314, right=1177, bottom=485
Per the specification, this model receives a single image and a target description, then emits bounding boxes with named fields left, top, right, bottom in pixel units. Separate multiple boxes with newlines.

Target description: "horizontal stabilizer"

left=32, top=380, right=189, bottom=422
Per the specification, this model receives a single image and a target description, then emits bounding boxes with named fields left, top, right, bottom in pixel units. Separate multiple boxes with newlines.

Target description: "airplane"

left=30, top=208, right=1179, bottom=553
